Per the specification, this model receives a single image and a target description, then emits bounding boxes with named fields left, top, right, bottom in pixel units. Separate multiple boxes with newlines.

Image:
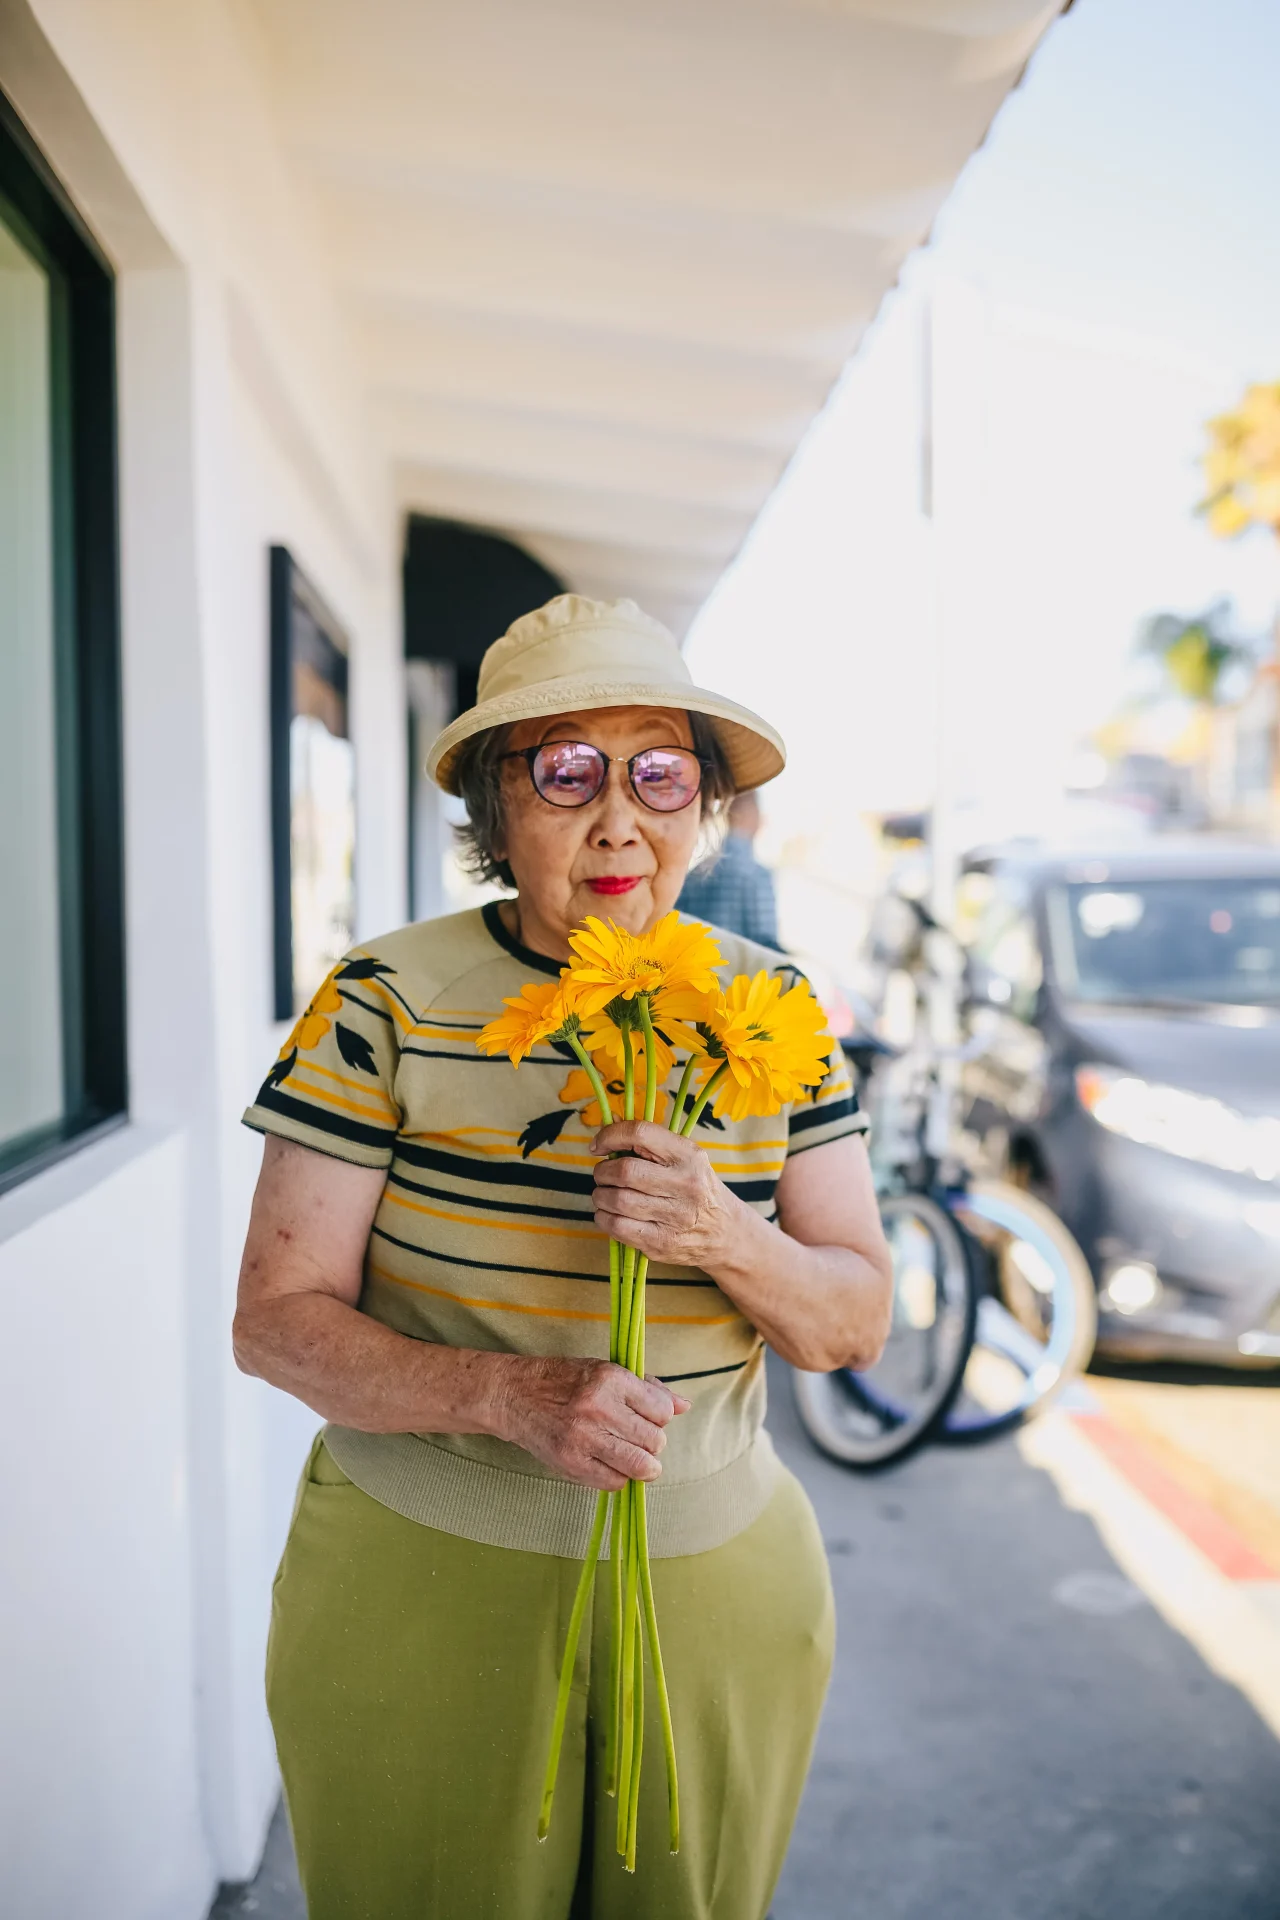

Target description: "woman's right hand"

left=487, top=1356, right=690, bottom=1491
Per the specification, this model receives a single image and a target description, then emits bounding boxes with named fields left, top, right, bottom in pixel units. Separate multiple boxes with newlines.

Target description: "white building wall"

left=0, top=1132, right=211, bottom=1920
left=0, top=3, right=407, bottom=1912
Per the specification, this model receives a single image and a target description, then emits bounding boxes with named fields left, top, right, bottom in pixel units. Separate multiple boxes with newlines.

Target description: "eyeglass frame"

left=498, top=740, right=713, bottom=813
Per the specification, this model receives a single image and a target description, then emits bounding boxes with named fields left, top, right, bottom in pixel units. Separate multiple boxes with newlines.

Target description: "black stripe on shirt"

left=369, top=1223, right=718, bottom=1287
left=337, top=990, right=397, bottom=1026
left=399, top=1046, right=570, bottom=1067
left=788, top=1095, right=860, bottom=1137
left=379, top=976, right=421, bottom=1022
left=392, top=1138, right=778, bottom=1205
left=397, top=1138, right=595, bottom=1193
left=387, top=1167, right=595, bottom=1226
left=253, top=1085, right=395, bottom=1150
left=658, top=1357, right=757, bottom=1384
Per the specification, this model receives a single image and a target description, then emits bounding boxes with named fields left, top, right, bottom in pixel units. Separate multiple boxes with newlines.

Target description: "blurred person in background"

left=678, top=788, right=782, bottom=949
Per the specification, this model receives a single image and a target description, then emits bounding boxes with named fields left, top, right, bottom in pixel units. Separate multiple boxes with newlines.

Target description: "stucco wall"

left=0, top=1132, right=211, bottom=1920
left=0, top=2, right=407, bottom=1911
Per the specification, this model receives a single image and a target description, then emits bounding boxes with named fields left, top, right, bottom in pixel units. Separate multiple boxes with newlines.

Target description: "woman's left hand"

left=591, top=1120, right=742, bottom=1271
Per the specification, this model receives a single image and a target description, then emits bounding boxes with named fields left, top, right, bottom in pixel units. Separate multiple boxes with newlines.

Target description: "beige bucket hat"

left=427, top=594, right=785, bottom=795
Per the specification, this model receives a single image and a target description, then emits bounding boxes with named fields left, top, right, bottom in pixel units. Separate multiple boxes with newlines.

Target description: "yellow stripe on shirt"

left=295, top=1059, right=398, bottom=1111
left=283, top=1075, right=397, bottom=1127
left=384, top=1186, right=603, bottom=1240
left=368, top=1260, right=743, bottom=1326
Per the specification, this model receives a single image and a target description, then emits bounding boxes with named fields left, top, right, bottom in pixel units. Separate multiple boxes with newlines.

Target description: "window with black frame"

left=271, top=546, right=356, bottom=1021
left=0, top=93, right=124, bottom=1193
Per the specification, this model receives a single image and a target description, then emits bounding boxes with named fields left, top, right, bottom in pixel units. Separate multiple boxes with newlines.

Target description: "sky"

left=685, top=0, right=1280, bottom=965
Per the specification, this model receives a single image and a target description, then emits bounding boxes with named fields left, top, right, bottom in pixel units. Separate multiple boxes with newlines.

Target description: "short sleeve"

left=786, top=1042, right=868, bottom=1158
left=242, top=951, right=407, bottom=1168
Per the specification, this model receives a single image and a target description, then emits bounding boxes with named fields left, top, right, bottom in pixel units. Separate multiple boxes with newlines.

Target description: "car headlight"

left=1076, top=1064, right=1280, bottom=1183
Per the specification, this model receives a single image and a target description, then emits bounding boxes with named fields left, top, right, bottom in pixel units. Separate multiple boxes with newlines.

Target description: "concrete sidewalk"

left=767, top=1363, right=1279, bottom=1920
left=213, top=1362, right=1280, bottom=1918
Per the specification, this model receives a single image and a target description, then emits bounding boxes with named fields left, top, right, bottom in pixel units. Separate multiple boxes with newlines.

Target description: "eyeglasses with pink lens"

left=522, top=742, right=705, bottom=812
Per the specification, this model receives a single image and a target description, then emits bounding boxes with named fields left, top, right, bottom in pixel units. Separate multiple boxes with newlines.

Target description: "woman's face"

left=496, top=705, right=703, bottom=957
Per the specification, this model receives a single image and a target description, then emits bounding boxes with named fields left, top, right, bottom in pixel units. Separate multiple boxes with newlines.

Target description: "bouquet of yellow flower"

left=477, top=913, right=832, bottom=1870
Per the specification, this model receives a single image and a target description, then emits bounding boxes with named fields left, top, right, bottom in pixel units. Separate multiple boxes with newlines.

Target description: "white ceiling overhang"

left=253, top=0, right=1062, bottom=634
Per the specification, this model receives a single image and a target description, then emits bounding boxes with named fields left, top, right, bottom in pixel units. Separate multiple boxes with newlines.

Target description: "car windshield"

left=1046, top=877, right=1280, bottom=1007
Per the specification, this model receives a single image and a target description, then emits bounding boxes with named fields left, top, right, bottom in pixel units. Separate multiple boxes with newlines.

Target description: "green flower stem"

left=566, top=1029, right=636, bottom=1813
left=618, top=1242, right=638, bottom=1372
left=607, top=1011, right=672, bottom=1862
left=636, top=1477, right=680, bottom=1854
left=678, top=1062, right=730, bottom=1137
left=670, top=1053, right=698, bottom=1132
left=605, top=1484, right=625, bottom=1797
left=622, top=1025, right=635, bottom=1124
left=625, top=1612, right=645, bottom=1872
left=614, top=1236, right=629, bottom=1374
left=626, top=1253, right=647, bottom=1375
left=617, top=1024, right=640, bottom=1365
left=564, top=1031, right=625, bottom=1367
left=637, top=997, right=659, bottom=1123
left=538, top=1487, right=610, bottom=1840
left=623, top=1011, right=663, bottom=1863
left=566, top=1031, right=614, bottom=1142
left=616, top=1484, right=641, bottom=1854
left=624, top=1004, right=658, bottom=1375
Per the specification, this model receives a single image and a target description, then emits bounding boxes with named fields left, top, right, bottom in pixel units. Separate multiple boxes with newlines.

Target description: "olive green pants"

left=266, top=1438, right=834, bottom=1920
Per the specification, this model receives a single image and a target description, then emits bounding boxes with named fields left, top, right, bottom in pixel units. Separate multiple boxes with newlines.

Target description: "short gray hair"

left=452, top=712, right=736, bottom=891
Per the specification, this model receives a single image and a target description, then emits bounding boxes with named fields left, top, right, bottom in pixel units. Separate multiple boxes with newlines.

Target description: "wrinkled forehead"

left=504, top=705, right=694, bottom=754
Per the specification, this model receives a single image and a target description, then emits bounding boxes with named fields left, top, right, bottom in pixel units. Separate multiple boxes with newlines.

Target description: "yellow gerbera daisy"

left=564, top=913, right=722, bottom=1022
left=689, top=971, right=832, bottom=1122
left=476, top=979, right=572, bottom=1067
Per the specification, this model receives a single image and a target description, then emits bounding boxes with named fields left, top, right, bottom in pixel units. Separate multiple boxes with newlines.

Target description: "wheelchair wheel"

left=791, top=1191, right=977, bottom=1470
left=938, top=1179, right=1097, bottom=1445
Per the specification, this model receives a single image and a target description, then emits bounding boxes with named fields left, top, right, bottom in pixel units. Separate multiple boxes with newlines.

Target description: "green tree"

left=1137, top=602, right=1256, bottom=705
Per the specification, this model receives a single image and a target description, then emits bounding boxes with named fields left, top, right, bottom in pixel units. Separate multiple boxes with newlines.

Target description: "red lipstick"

left=587, top=876, right=642, bottom=896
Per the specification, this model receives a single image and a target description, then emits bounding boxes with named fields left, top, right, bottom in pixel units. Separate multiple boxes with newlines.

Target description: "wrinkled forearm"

left=702, top=1195, right=894, bottom=1373
left=232, top=1290, right=509, bottom=1436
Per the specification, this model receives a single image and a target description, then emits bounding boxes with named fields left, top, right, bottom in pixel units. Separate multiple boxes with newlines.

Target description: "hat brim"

left=427, top=677, right=786, bottom=795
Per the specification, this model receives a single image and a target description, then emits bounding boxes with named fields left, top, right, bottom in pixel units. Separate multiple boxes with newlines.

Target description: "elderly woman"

left=235, top=594, right=892, bottom=1920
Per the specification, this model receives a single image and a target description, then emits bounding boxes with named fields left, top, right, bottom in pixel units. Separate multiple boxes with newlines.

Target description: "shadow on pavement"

left=767, top=1355, right=1280, bottom=1920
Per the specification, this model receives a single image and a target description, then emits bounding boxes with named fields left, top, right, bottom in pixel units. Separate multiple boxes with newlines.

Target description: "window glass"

left=964, top=873, right=1043, bottom=1021
left=0, top=209, right=63, bottom=1154
left=0, top=94, right=124, bottom=1192
left=1048, top=878, right=1280, bottom=1007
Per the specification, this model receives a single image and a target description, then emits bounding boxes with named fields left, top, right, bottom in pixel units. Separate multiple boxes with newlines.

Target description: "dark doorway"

left=403, top=516, right=565, bottom=719
left=402, top=518, right=565, bottom=919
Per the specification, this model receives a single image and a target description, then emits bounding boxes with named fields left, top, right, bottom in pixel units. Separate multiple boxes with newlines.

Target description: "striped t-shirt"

left=243, top=903, right=866, bottom=1558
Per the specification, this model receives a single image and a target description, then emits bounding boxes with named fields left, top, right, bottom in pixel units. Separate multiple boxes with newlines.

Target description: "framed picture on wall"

left=270, top=546, right=355, bottom=1020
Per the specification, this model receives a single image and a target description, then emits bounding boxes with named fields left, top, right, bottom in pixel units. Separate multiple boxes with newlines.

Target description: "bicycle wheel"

left=791, top=1191, right=977, bottom=1470
left=938, top=1179, right=1097, bottom=1445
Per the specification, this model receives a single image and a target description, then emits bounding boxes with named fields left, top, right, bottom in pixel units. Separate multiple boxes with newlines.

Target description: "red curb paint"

left=1070, top=1412, right=1278, bottom=1584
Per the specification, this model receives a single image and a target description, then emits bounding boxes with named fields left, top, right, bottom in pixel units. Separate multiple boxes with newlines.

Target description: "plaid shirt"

left=677, top=835, right=781, bottom=950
